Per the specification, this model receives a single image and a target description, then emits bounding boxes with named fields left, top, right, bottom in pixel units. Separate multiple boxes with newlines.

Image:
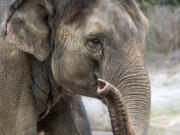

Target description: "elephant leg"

left=0, top=43, right=38, bottom=135
left=1, top=0, right=24, bottom=36
left=15, top=94, right=38, bottom=135
left=38, top=95, right=92, bottom=135
left=0, top=93, right=37, bottom=135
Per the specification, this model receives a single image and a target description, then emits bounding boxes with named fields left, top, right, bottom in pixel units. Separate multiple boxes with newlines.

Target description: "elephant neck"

left=30, top=56, right=64, bottom=119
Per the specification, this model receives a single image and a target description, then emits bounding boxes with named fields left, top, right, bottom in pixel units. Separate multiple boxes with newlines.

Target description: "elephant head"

left=52, top=0, right=151, bottom=134
left=2, top=0, right=151, bottom=134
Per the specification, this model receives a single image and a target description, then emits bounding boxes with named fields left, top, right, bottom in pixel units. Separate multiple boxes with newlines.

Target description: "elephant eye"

left=90, top=38, right=102, bottom=46
left=86, top=37, right=103, bottom=53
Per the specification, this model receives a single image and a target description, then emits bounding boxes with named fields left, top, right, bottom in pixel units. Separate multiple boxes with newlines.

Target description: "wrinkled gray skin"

left=0, top=0, right=151, bottom=135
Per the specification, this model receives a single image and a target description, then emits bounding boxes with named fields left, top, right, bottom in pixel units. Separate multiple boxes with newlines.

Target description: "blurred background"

left=83, top=1, right=180, bottom=135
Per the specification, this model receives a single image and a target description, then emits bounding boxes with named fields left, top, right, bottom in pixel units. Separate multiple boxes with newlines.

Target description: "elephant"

left=0, top=0, right=151, bottom=135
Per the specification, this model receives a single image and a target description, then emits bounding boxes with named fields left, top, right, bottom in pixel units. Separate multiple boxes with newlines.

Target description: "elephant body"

left=0, top=37, right=92, bottom=135
left=0, top=0, right=151, bottom=135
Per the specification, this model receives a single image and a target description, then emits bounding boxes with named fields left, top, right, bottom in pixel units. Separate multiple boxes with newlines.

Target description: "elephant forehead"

left=84, top=0, right=137, bottom=36
left=85, top=18, right=108, bottom=35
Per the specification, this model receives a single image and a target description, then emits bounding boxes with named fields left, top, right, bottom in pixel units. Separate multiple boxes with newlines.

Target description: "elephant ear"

left=4, top=0, right=53, bottom=61
left=122, top=0, right=148, bottom=36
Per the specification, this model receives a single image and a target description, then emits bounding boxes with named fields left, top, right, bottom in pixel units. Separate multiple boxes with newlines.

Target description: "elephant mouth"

left=97, top=78, right=134, bottom=135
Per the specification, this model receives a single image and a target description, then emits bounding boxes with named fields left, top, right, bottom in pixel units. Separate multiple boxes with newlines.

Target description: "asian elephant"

left=0, top=0, right=151, bottom=135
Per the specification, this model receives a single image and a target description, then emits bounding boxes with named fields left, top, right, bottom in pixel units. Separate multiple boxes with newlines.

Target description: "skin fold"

left=0, top=0, right=151, bottom=135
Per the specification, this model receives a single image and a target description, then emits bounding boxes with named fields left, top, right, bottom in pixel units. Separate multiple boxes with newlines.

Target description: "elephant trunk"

left=97, top=79, right=135, bottom=135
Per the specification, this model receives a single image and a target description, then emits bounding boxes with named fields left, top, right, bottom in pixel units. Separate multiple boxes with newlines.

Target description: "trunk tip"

left=97, top=78, right=109, bottom=98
